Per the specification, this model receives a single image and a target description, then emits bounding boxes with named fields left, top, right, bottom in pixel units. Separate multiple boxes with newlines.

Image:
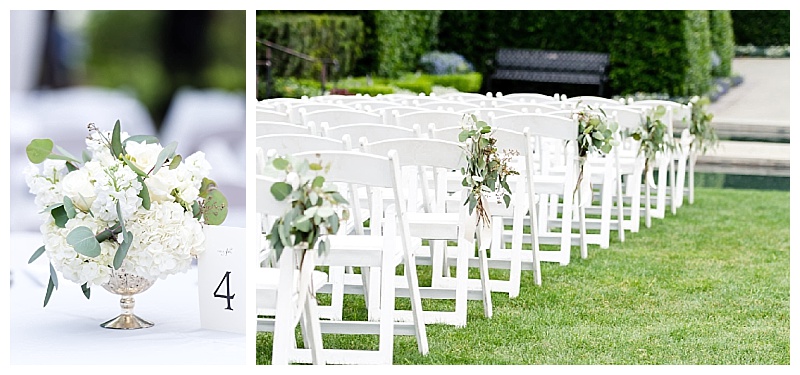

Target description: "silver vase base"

left=100, top=313, right=154, bottom=330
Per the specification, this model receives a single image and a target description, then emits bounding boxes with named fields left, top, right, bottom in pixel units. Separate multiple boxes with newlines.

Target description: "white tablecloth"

left=9, top=231, right=246, bottom=365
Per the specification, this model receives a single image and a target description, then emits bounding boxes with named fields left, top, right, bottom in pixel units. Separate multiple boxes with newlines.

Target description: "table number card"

left=197, top=225, right=246, bottom=334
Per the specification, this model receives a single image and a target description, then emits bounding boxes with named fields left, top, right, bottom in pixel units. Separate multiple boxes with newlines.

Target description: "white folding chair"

left=291, top=150, right=430, bottom=363
left=287, top=102, right=351, bottom=124
left=360, top=137, right=493, bottom=326
left=497, top=102, right=565, bottom=113
left=256, top=121, right=316, bottom=137
left=563, top=96, right=625, bottom=108
left=321, top=123, right=422, bottom=143
left=255, top=176, right=328, bottom=365
left=496, top=92, right=561, bottom=103
left=414, top=100, right=481, bottom=112
left=256, top=108, right=292, bottom=123
left=393, top=110, right=464, bottom=130
left=428, top=125, right=544, bottom=296
left=492, top=113, right=586, bottom=265
left=301, top=108, right=383, bottom=128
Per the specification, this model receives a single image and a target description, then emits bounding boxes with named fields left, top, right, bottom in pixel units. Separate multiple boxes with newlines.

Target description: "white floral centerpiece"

left=24, top=121, right=228, bottom=307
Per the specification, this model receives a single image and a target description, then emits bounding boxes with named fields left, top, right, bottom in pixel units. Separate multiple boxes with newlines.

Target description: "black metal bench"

left=488, top=48, right=610, bottom=96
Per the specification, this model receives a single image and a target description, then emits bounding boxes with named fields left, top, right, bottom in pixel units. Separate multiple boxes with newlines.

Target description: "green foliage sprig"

left=458, top=114, right=518, bottom=226
left=265, top=155, right=350, bottom=261
left=687, top=96, right=719, bottom=155
left=575, top=106, right=619, bottom=158
left=625, top=105, right=677, bottom=173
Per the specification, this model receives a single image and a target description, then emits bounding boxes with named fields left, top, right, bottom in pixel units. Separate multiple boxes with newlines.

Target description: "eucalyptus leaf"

left=151, top=141, right=178, bottom=175
left=81, top=283, right=91, bottom=299
left=169, top=154, right=183, bottom=170
left=114, top=231, right=133, bottom=270
left=272, top=157, right=289, bottom=170
left=309, top=163, right=323, bottom=171
left=122, top=156, right=148, bottom=177
left=312, top=176, right=325, bottom=188
left=47, top=152, right=81, bottom=164
left=503, top=194, right=512, bottom=207
left=29, top=245, right=46, bottom=264
left=199, top=178, right=217, bottom=198
left=317, top=238, right=328, bottom=257
left=63, top=196, right=76, bottom=219
left=138, top=176, right=151, bottom=210
left=26, top=139, right=54, bottom=164
left=202, top=189, right=228, bottom=225
left=82, top=149, right=92, bottom=163
left=294, top=216, right=312, bottom=232
left=49, top=262, right=59, bottom=290
left=65, top=162, right=78, bottom=172
left=51, top=205, right=69, bottom=228
left=66, top=226, right=102, bottom=257
left=43, top=278, right=55, bottom=307
left=111, top=120, right=123, bottom=158
left=123, top=135, right=160, bottom=146
left=270, top=182, right=292, bottom=201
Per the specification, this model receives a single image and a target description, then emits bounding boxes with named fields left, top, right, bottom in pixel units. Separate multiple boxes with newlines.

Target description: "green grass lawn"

left=256, top=187, right=790, bottom=365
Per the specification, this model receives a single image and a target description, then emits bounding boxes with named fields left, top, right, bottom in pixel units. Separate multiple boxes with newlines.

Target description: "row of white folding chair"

left=256, top=149, right=429, bottom=364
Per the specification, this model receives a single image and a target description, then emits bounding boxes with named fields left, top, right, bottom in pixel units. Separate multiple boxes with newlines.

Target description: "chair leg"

left=303, top=296, right=326, bottom=365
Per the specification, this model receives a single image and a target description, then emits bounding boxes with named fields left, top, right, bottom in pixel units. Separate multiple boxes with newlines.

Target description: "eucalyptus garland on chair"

left=264, top=155, right=350, bottom=262
left=686, top=96, right=719, bottom=155
left=625, top=105, right=677, bottom=175
left=573, top=106, right=619, bottom=197
left=458, top=114, right=518, bottom=226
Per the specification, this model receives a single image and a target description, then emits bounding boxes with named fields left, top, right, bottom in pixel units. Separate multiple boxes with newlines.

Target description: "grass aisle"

left=256, top=187, right=790, bottom=365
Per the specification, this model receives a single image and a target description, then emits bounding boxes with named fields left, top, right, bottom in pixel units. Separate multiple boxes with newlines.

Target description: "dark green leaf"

left=122, top=156, right=148, bottom=177
left=26, top=139, right=54, bottom=164
left=468, top=194, right=477, bottom=214
left=294, top=216, right=312, bottom=232
left=138, top=177, right=151, bottom=210
left=111, top=120, right=123, bottom=159
left=51, top=205, right=69, bottom=228
left=66, top=226, right=102, bottom=257
left=329, top=213, right=340, bottom=234
left=65, top=162, right=78, bottom=172
left=270, top=182, right=293, bottom=201
left=81, top=283, right=91, bottom=299
left=29, top=245, right=46, bottom=264
left=503, top=194, right=512, bottom=207
left=114, top=231, right=133, bottom=270
left=43, top=278, right=55, bottom=307
left=318, top=239, right=328, bottom=256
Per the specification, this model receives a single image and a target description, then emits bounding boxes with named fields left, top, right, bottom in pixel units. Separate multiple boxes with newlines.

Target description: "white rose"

left=125, top=141, right=163, bottom=172
left=60, top=169, right=96, bottom=211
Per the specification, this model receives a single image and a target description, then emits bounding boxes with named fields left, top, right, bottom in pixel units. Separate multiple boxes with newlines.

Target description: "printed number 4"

left=213, top=271, right=235, bottom=310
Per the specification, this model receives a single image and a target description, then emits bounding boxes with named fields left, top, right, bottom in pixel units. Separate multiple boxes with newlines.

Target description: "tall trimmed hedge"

left=709, top=11, right=735, bottom=77
left=372, top=11, right=442, bottom=77
left=256, top=13, right=364, bottom=79
left=436, top=11, right=615, bottom=76
left=608, top=11, right=710, bottom=97
left=731, top=10, right=790, bottom=46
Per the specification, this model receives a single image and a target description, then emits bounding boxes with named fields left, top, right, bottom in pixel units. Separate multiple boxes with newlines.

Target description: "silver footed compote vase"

left=100, top=267, right=155, bottom=329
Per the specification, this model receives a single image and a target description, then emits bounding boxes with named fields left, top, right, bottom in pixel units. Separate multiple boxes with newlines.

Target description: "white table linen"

left=9, top=231, right=246, bottom=365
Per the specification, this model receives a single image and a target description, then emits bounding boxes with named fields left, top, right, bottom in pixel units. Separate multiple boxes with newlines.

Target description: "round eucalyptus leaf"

left=203, top=189, right=228, bottom=225
left=66, top=226, right=102, bottom=257
left=26, top=139, right=54, bottom=164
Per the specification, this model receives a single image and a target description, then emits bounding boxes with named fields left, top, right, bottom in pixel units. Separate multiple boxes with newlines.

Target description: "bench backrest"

left=495, top=48, right=609, bottom=74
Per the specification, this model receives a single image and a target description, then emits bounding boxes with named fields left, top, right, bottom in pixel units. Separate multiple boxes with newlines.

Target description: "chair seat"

left=255, top=266, right=329, bottom=316
left=318, top=235, right=417, bottom=267
left=407, top=212, right=461, bottom=239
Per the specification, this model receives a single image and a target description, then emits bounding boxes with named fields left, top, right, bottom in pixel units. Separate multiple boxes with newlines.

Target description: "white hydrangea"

left=86, top=129, right=130, bottom=167
left=122, top=201, right=205, bottom=280
left=41, top=212, right=116, bottom=286
left=23, top=159, right=68, bottom=208
left=89, top=160, right=143, bottom=222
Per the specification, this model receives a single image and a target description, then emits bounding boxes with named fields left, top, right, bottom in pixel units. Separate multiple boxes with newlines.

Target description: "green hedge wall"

left=709, top=10, right=735, bottom=77
left=256, top=13, right=364, bottom=80
left=731, top=10, right=790, bottom=46
left=436, top=11, right=615, bottom=77
left=609, top=10, right=711, bottom=97
left=372, top=11, right=442, bottom=77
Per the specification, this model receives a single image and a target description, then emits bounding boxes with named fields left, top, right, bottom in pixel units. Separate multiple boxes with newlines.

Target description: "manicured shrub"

left=731, top=10, right=790, bottom=46
left=709, top=11, right=735, bottom=77
left=256, top=13, right=365, bottom=80
left=372, top=11, right=442, bottom=78
left=429, top=73, right=483, bottom=93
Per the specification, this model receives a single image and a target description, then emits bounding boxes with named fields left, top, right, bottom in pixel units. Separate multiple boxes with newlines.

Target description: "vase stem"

left=100, top=294, right=154, bottom=330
